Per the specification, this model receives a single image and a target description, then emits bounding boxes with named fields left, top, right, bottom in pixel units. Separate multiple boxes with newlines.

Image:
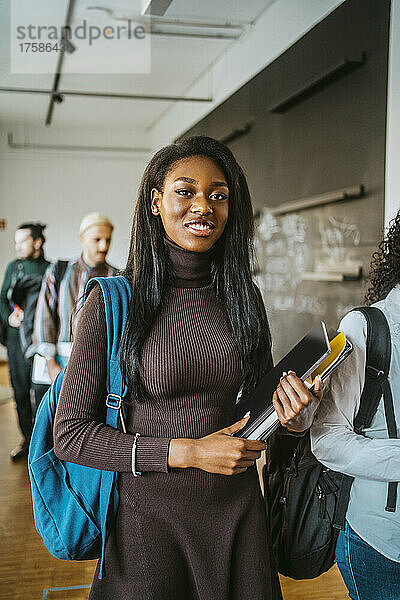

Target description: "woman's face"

left=151, top=155, right=229, bottom=252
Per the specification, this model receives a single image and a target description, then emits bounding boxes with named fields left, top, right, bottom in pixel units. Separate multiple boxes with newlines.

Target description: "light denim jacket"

left=311, top=285, right=400, bottom=562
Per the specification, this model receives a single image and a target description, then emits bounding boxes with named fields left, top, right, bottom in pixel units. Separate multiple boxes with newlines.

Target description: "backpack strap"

left=85, top=275, right=131, bottom=414
left=84, top=275, right=132, bottom=578
left=334, top=306, right=397, bottom=528
left=51, top=260, right=69, bottom=327
left=333, top=474, right=353, bottom=530
left=381, top=377, right=398, bottom=511
left=353, top=306, right=397, bottom=512
left=353, top=307, right=392, bottom=433
left=53, top=260, right=69, bottom=295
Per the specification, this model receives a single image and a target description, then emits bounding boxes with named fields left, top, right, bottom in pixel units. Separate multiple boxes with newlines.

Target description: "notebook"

left=235, top=322, right=352, bottom=441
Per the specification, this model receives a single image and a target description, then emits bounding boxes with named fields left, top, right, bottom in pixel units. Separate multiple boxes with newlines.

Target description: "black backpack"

left=263, top=306, right=398, bottom=580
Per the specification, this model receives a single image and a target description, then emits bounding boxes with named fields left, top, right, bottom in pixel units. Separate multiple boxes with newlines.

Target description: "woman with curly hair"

left=311, top=210, right=400, bottom=600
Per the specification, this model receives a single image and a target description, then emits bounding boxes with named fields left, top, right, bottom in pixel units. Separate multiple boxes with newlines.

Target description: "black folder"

left=235, top=321, right=331, bottom=440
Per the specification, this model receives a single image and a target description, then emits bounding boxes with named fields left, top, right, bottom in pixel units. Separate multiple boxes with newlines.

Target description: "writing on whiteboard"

left=319, top=216, right=360, bottom=263
left=267, top=294, right=328, bottom=314
left=257, top=210, right=309, bottom=292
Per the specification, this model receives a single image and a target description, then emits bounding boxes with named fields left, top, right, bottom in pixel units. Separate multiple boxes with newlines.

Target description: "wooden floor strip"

left=42, top=584, right=91, bottom=600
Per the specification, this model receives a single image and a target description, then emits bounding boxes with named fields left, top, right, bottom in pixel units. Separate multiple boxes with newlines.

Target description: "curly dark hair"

left=365, top=209, right=400, bottom=305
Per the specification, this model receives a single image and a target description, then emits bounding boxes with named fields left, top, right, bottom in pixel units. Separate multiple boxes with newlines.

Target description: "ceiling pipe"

left=45, top=0, right=76, bottom=127
left=0, top=87, right=212, bottom=103
left=7, top=132, right=150, bottom=154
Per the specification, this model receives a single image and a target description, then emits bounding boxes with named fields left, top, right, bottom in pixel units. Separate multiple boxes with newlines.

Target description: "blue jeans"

left=336, top=521, right=400, bottom=600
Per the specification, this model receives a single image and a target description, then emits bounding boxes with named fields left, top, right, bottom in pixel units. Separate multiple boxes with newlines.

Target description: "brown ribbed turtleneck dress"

left=54, top=237, right=281, bottom=600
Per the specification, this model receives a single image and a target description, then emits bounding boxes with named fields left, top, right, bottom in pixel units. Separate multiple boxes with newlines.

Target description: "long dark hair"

left=365, top=210, right=400, bottom=305
left=120, top=135, right=271, bottom=402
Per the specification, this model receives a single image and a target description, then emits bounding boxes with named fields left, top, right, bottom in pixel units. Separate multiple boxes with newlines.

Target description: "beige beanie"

left=79, top=212, right=114, bottom=236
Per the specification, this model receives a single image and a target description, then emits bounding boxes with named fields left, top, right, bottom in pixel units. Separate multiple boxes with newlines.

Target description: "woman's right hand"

left=168, top=415, right=266, bottom=475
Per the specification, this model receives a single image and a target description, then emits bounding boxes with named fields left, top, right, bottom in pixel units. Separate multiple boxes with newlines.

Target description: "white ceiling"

left=0, top=0, right=275, bottom=132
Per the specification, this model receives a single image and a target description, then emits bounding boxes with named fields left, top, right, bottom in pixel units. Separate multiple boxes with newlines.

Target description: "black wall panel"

left=179, top=0, right=391, bottom=361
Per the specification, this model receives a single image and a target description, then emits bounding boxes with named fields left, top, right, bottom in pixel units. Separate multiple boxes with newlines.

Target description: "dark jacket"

left=0, top=256, right=50, bottom=343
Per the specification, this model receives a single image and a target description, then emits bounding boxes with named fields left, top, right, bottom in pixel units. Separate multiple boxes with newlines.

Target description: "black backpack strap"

left=333, top=473, right=353, bottom=530
left=51, top=260, right=68, bottom=327
left=353, top=307, right=391, bottom=432
left=381, top=377, right=398, bottom=511
left=53, top=260, right=68, bottom=294
left=353, top=307, right=397, bottom=512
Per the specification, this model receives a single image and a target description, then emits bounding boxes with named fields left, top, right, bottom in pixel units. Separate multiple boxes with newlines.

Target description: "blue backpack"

left=28, top=276, right=131, bottom=579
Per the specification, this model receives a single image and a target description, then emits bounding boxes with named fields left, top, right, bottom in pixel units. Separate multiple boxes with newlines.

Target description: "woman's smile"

left=184, top=218, right=216, bottom=237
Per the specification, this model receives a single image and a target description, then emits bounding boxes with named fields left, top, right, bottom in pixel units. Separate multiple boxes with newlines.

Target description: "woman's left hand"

left=272, top=371, right=323, bottom=433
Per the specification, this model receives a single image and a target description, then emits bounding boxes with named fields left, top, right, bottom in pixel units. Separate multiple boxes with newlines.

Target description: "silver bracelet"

left=132, top=433, right=142, bottom=478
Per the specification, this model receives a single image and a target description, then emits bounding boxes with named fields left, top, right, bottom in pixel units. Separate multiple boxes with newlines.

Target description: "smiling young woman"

left=54, top=136, right=321, bottom=600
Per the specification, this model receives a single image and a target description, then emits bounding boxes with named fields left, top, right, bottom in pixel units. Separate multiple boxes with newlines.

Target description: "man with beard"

left=32, top=213, right=118, bottom=400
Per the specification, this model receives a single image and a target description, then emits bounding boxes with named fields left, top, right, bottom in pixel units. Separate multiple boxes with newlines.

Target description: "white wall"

left=385, top=0, right=400, bottom=227
left=0, top=128, right=150, bottom=275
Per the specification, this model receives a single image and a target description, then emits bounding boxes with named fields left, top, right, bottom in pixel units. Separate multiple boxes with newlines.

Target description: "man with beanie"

left=32, top=213, right=118, bottom=400
left=0, top=223, right=50, bottom=460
